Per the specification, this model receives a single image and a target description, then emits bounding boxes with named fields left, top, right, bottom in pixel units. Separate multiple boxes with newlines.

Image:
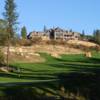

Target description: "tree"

left=69, top=29, right=72, bottom=32
left=43, top=25, right=47, bottom=32
left=0, top=19, right=7, bottom=29
left=21, top=26, right=27, bottom=39
left=93, top=29, right=100, bottom=44
left=3, top=0, right=18, bottom=38
left=0, top=19, right=8, bottom=45
left=80, top=30, right=85, bottom=40
left=93, top=30, right=96, bottom=41
left=82, top=30, right=85, bottom=37
left=3, top=0, right=18, bottom=67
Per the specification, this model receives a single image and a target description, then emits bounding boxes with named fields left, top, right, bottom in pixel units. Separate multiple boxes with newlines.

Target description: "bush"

left=30, top=37, right=42, bottom=44
left=46, top=40, right=66, bottom=45
left=17, top=39, right=32, bottom=46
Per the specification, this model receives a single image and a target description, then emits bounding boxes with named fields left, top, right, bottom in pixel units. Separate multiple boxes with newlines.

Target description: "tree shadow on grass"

left=0, top=64, right=57, bottom=80
left=0, top=71, right=56, bottom=80
left=0, top=54, right=100, bottom=99
left=46, top=56, right=100, bottom=99
left=57, top=66, right=100, bottom=100
left=1, top=68, right=100, bottom=100
left=48, top=61, right=100, bottom=74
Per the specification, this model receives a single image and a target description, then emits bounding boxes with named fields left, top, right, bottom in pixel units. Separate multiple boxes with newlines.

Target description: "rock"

left=18, top=48, right=23, bottom=53
left=9, top=48, right=15, bottom=52
left=51, top=53, right=60, bottom=58
left=0, top=67, right=9, bottom=72
left=0, top=66, right=16, bottom=72
left=28, top=52, right=34, bottom=55
left=20, top=53, right=24, bottom=56
left=85, top=51, right=92, bottom=58
left=25, top=55, right=29, bottom=58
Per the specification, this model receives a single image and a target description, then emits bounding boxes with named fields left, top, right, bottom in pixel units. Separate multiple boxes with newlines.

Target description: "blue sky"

left=0, top=0, right=100, bottom=35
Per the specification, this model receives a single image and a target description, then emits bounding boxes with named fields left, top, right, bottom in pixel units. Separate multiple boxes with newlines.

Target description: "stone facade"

left=28, top=27, right=80, bottom=41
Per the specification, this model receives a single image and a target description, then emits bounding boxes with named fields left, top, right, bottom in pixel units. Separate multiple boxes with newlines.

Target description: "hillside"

left=2, top=40, right=99, bottom=63
left=67, top=40, right=97, bottom=47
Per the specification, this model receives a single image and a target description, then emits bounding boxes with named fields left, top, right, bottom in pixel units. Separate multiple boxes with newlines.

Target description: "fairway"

left=0, top=53, right=100, bottom=83
left=0, top=53, right=100, bottom=99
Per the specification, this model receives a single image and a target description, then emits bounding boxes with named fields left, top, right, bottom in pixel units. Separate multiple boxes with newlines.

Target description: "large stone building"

left=27, top=27, right=80, bottom=41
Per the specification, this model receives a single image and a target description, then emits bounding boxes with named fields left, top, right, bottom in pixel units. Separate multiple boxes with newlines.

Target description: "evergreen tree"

left=80, top=30, right=85, bottom=40
left=69, top=29, right=72, bottom=32
left=0, top=19, right=8, bottom=45
left=82, top=30, right=85, bottom=37
left=3, top=0, right=18, bottom=67
left=93, top=29, right=100, bottom=44
left=93, top=30, right=96, bottom=40
left=3, top=0, right=18, bottom=38
left=0, top=19, right=7, bottom=29
left=43, top=25, right=47, bottom=32
left=21, top=26, right=27, bottom=39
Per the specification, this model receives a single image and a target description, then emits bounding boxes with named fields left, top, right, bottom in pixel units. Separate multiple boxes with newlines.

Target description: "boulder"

left=85, top=51, right=92, bottom=58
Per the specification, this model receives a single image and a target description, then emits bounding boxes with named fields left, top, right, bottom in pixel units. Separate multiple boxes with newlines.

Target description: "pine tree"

left=93, top=29, right=100, bottom=44
left=82, top=30, right=85, bottom=37
left=21, top=26, right=27, bottom=39
left=3, top=0, right=18, bottom=67
left=43, top=25, right=47, bottom=32
left=0, top=19, right=8, bottom=45
left=3, top=0, right=18, bottom=38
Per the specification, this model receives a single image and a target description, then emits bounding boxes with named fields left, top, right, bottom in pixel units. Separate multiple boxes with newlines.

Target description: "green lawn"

left=0, top=52, right=100, bottom=83
left=0, top=53, right=100, bottom=99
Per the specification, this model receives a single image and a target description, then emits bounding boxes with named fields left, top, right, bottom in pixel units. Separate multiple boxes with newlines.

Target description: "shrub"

left=46, top=40, right=66, bottom=45
left=30, top=37, right=42, bottom=44
left=17, top=39, right=32, bottom=46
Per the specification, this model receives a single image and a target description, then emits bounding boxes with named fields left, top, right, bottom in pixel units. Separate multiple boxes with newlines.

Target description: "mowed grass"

left=0, top=53, right=100, bottom=99
left=0, top=52, right=100, bottom=83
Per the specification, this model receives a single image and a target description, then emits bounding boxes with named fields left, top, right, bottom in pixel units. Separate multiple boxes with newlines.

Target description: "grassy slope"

left=0, top=52, right=100, bottom=83
left=0, top=53, right=100, bottom=99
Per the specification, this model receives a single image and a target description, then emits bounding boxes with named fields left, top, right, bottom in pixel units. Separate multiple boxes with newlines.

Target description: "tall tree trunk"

left=6, top=28, right=10, bottom=68
left=7, top=39, right=10, bottom=67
